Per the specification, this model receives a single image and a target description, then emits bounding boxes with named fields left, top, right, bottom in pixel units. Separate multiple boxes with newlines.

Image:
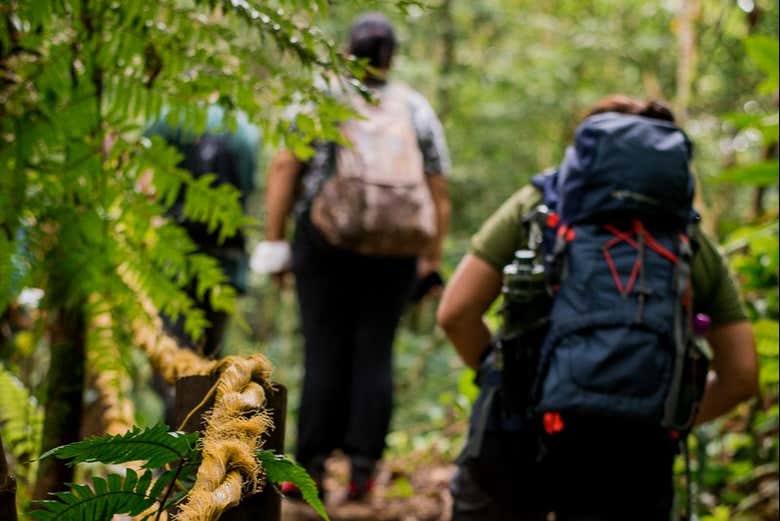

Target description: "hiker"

left=258, top=13, right=451, bottom=500
left=146, top=105, right=260, bottom=420
left=437, top=95, right=758, bottom=521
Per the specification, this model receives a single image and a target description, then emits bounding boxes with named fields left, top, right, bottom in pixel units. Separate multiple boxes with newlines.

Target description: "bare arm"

left=696, top=320, right=759, bottom=424
left=265, top=149, right=303, bottom=241
left=420, top=175, right=451, bottom=275
left=437, top=254, right=502, bottom=369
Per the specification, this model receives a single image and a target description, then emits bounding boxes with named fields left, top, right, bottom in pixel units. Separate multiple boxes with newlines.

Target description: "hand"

left=250, top=241, right=292, bottom=274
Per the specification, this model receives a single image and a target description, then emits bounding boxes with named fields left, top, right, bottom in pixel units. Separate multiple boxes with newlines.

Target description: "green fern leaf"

left=39, top=424, right=198, bottom=469
left=0, top=363, right=43, bottom=484
left=29, top=468, right=158, bottom=521
left=258, top=450, right=329, bottom=521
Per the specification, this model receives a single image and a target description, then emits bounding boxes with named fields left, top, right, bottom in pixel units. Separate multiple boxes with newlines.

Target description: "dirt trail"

left=282, top=455, right=456, bottom=521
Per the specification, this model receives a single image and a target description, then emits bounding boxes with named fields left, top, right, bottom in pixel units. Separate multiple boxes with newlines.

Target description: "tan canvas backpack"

left=310, top=82, right=437, bottom=257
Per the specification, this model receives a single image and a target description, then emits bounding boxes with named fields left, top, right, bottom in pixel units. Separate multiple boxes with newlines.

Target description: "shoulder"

left=505, top=185, right=543, bottom=217
left=405, top=85, right=439, bottom=124
left=392, top=81, right=451, bottom=175
left=470, top=185, right=541, bottom=272
left=691, top=227, right=728, bottom=281
left=392, top=82, right=435, bottom=118
left=401, top=83, right=431, bottom=107
left=691, top=226, right=748, bottom=325
left=481, top=185, right=542, bottom=227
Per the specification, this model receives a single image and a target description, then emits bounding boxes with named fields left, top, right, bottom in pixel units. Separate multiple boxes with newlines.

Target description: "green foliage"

left=30, top=468, right=164, bottom=521
left=30, top=427, right=330, bottom=521
left=31, top=425, right=199, bottom=520
left=687, top=29, right=779, bottom=519
left=715, top=33, right=778, bottom=193
left=258, top=449, right=329, bottom=520
left=39, top=424, right=198, bottom=470
left=718, top=160, right=780, bottom=186
left=727, top=222, right=779, bottom=318
left=744, top=35, right=779, bottom=94
left=754, top=320, right=779, bottom=389
left=457, top=367, right=480, bottom=405
left=0, top=362, right=43, bottom=488
left=0, top=0, right=373, bottom=358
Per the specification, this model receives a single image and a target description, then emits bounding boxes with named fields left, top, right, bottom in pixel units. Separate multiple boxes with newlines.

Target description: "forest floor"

left=281, top=454, right=456, bottom=521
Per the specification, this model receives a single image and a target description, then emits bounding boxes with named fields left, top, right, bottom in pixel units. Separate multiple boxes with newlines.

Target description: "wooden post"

left=0, top=431, right=18, bottom=521
left=172, top=374, right=217, bottom=433
left=173, top=375, right=286, bottom=521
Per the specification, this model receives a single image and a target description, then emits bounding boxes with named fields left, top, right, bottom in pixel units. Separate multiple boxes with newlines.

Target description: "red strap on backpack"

left=543, top=412, right=566, bottom=434
left=602, top=220, right=680, bottom=296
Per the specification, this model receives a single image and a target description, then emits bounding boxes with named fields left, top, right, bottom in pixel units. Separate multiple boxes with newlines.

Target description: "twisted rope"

left=88, top=308, right=136, bottom=436
left=175, top=355, right=273, bottom=521
left=119, top=265, right=275, bottom=520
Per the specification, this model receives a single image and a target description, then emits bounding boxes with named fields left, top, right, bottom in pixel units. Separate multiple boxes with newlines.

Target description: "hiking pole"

left=681, top=436, right=694, bottom=521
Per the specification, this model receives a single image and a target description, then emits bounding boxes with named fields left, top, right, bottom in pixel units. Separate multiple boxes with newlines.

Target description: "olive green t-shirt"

left=470, top=186, right=748, bottom=326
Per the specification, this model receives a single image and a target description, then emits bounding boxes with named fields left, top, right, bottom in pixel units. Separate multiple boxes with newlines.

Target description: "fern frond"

left=39, top=424, right=198, bottom=469
left=29, top=468, right=158, bottom=521
left=134, top=135, right=249, bottom=244
left=258, top=450, right=329, bottom=521
left=0, top=363, right=43, bottom=485
left=115, top=236, right=210, bottom=341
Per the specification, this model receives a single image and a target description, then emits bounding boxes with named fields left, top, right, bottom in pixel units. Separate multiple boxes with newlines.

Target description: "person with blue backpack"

left=437, top=95, right=758, bottom=521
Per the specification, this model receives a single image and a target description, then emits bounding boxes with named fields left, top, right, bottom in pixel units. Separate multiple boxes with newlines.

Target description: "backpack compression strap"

left=662, top=229, right=695, bottom=432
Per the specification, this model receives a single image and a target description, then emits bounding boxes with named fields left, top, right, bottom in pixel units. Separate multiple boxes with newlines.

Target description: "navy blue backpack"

left=532, top=112, right=709, bottom=433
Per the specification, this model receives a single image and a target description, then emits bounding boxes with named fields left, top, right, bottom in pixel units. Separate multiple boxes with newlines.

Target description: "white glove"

left=250, top=241, right=292, bottom=275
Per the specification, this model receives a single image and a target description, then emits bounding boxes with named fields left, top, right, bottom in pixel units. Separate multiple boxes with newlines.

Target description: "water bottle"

left=501, top=250, right=548, bottom=335
left=498, top=249, right=550, bottom=414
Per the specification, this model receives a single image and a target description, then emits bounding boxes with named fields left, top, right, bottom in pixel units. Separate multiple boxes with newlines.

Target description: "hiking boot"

left=280, top=478, right=325, bottom=500
left=347, top=455, right=377, bottom=501
left=347, top=478, right=376, bottom=501
left=280, top=480, right=304, bottom=498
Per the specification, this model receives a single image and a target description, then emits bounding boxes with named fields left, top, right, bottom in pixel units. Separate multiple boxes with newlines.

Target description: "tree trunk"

left=436, top=0, right=456, bottom=122
left=674, top=0, right=715, bottom=235
left=674, top=0, right=699, bottom=124
left=0, top=431, right=18, bottom=521
left=743, top=3, right=776, bottom=222
left=33, top=306, right=86, bottom=500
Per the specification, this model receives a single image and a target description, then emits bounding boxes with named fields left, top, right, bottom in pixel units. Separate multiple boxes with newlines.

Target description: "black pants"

left=452, top=417, right=677, bottom=521
left=545, top=417, right=677, bottom=521
left=292, top=217, right=417, bottom=470
left=451, top=466, right=548, bottom=521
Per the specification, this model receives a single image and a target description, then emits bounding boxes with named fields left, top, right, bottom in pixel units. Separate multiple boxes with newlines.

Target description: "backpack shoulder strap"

left=531, top=168, right=559, bottom=210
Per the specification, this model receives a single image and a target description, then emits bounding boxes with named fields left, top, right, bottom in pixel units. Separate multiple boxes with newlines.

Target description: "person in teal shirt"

left=146, top=104, right=260, bottom=355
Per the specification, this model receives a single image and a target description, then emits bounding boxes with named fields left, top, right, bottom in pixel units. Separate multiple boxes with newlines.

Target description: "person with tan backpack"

left=258, top=13, right=451, bottom=501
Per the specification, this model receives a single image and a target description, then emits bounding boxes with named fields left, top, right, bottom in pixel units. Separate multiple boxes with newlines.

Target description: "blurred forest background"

left=0, top=0, right=777, bottom=519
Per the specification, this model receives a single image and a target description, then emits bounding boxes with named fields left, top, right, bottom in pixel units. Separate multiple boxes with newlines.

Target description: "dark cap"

left=348, top=13, right=397, bottom=70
